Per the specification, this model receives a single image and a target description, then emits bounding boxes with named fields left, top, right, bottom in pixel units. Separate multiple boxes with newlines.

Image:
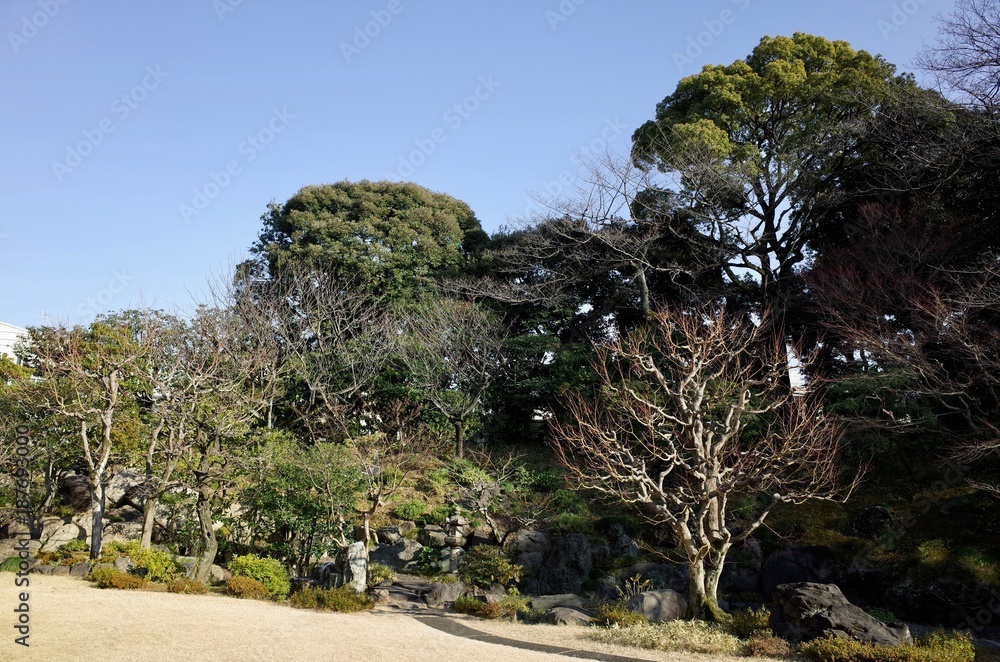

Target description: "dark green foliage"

left=548, top=512, right=592, bottom=535
left=120, top=542, right=182, bottom=583
left=0, top=557, right=25, bottom=573
left=228, top=554, right=290, bottom=599
left=392, top=499, right=427, bottom=521
left=458, top=546, right=521, bottom=588
left=727, top=607, right=773, bottom=639
left=289, top=586, right=374, bottom=612
left=57, top=540, right=89, bottom=554
left=225, top=576, right=272, bottom=600
left=89, top=567, right=148, bottom=590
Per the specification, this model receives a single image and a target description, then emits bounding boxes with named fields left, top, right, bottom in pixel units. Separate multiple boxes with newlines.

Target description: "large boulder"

left=603, top=522, right=639, bottom=558
left=720, top=563, right=762, bottom=596
left=628, top=589, right=686, bottom=622
left=370, top=538, right=423, bottom=571
left=39, top=521, right=87, bottom=552
left=770, top=582, right=912, bottom=645
left=312, top=542, right=367, bottom=592
left=618, top=563, right=687, bottom=593
left=530, top=594, right=586, bottom=612
left=544, top=607, right=593, bottom=626
left=424, top=580, right=467, bottom=609
left=535, top=533, right=592, bottom=595
left=762, top=546, right=838, bottom=599
left=59, top=475, right=92, bottom=511
left=418, top=526, right=447, bottom=548
left=504, top=530, right=551, bottom=555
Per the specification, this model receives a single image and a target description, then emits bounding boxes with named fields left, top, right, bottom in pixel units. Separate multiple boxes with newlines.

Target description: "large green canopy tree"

left=251, top=180, right=489, bottom=298
left=631, top=33, right=904, bottom=316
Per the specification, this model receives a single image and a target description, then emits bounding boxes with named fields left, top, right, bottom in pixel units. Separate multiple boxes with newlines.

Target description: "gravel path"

left=0, top=574, right=757, bottom=662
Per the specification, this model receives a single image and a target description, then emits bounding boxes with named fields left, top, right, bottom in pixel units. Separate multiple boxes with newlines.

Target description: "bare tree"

left=397, top=298, right=506, bottom=458
left=919, top=0, right=1000, bottom=114
left=551, top=305, right=854, bottom=621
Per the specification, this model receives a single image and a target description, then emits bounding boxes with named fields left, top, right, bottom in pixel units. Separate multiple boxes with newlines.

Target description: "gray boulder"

left=530, top=593, right=586, bottom=611
left=770, top=582, right=912, bottom=645
left=504, top=529, right=551, bottom=555
left=721, top=563, right=762, bottom=596
left=544, top=607, right=593, bottom=625
left=514, top=551, right=544, bottom=578
left=604, top=522, right=639, bottom=558
left=536, top=533, right=592, bottom=595
left=424, top=580, right=466, bottom=609
left=418, top=526, right=447, bottom=548
left=39, top=520, right=87, bottom=552
left=762, top=546, right=837, bottom=599
left=69, top=562, right=91, bottom=578
left=376, top=526, right=403, bottom=545
left=312, top=542, right=367, bottom=592
left=370, top=538, right=423, bottom=571
left=628, top=589, right=686, bottom=622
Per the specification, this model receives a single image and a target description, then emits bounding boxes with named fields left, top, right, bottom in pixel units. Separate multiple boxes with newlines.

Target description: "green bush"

left=865, top=607, right=899, bottom=624
left=57, top=539, right=89, bottom=554
left=89, top=567, right=147, bottom=590
left=226, top=576, right=272, bottom=600
left=728, top=607, right=773, bottom=639
left=459, top=546, right=521, bottom=588
left=368, top=563, right=397, bottom=587
left=417, top=504, right=452, bottom=527
left=452, top=595, right=509, bottom=620
left=548, top=512, right=592, bottom=534
left=166, top=578, right=208, bottom=594
left=120, top=542, right=182, bottom=583
left=798, top=631, right=975, bottom=662
left=393, top=499, right=427, bottom=521
left=453, top=594, right=485, bottom=615
left=228, top=554, right=290, bottom=599
left=289, top=587, right=374, bottom=612
left=0, top=557, right=24, bottom=573
left=594, top=603, right=648, bottom=628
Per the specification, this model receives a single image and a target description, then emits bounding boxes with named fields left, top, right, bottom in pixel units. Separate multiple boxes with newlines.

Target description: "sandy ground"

left=0, top=574, right=763, bottom=662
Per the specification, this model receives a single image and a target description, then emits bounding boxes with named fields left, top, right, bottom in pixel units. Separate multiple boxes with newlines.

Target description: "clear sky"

left=0, top=0, right=956, bottom=328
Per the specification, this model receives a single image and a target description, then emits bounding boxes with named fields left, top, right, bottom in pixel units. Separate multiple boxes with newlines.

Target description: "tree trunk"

left=686, top=556, right=729, bottom=622
left=191, top=489, right=218, bottom=583
left=454, top=420, right=464, bottom=459
left=140, top=494, right=158, bottom=548
left=88, top=478, right=106, bottom=560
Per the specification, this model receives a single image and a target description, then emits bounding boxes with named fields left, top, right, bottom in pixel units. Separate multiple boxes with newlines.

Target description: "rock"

left=438, top=547, right=465, bottom=573
left=770, top=582, right=912, bottom=645
left=424, top=581, right=466, bottom=609
left=885, top=576, right=974, bottom=627
left=39, top=522, right=87, bottom=552
left=0, top=538, right=41, bottom=558
left=418, top=526, right=447, bottom=548
left=31, top=565, right=55, bottom=575
left=59, top=474, right=92, bottom=511
left=397, top=521, right=417, bottom=535
left=466, top=532, right=496, bottom=548
left=850, top=506, right=895, bottom=538
left=50, top=565, right=70, bottom=576
left=290, top=577, right=316, bottom=594
left=376, top=526, right=403, bottom=545
left=311, top=542, right=367, bottom=592
left=544, top=607, right=593, bottom=626
left=604, top=522, right=639, bottom=558
left=504, top=530, right=551, bottom=555
left=530, top=594, right=586, bottom=611
left=618, top=563, right=687, bottom=593
left=594, top=576, right=621, bottom=601
left=536, top=533, right=592, bottom=595
left=371, top=587, right=390, bottom=604
left=69, top=562, right=91, bottom=578
left=762, top=546, right=838, bottom=599
left=114, top=556, right=133, bottom=572
left=720, top=564, right=762, bottom=596
left=105, top=470, right=145, bottom=508
left=370, top=539, right=423, bottom=571
left=514, top=551, right=544, bottom=578
left=175, top=557, right=231, bottom=584
left=628, top=589, right=686, bottom=622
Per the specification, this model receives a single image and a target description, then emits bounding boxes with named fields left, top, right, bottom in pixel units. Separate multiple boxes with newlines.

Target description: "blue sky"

left=0, top=0, right=954, bottom=327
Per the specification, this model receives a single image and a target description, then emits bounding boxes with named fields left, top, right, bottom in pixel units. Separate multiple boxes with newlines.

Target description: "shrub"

left=728, top=606, right=773, bottom=639
left=459, top=546, right=521, bottom=589
left=0, top=557, right=24, bottom=573
left=548, top=512, right=592, bottom=534
left=594, top=604, right=648, bottom=628
left=57, top=539, right=89, bottom=554
left=798, top=631, right=975, bottom=662
left=865, top=607, right=899, bottom=624
left=393, top=499, right=427, bottom=521
left=89, top=568, right=147, bottom=590
left=368, top=563, right=397, bottom=587
left=452, top=595, right=511, bottom=620
left=453, top=595, right=483, bottom=615
left=166, top=578, right=208, bottom=595
left=498, top=589, right=531, bottom=618
left=744, top=636, right=793, bottom=658
left=589, top=620, right=743, bottom=656
left=417, top=504, right=452, bottom=527
left=226, top=576, right=272, bottom=601
left=289, top=587, right=374, bottom=612
left=228, top=554, right=290, bottom=599
left=120, top=542, right=182, bottom=583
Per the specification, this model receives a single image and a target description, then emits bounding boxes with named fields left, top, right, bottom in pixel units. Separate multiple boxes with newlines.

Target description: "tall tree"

left=551, top=305, right=853, bottom=621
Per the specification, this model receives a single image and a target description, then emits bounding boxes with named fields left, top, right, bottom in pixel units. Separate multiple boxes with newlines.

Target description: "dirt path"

left=0, top=575, right=755, bottom=662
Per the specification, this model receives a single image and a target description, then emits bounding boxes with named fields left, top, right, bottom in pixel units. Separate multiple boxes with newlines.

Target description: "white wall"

left=0, top=321, right=26, bottom=362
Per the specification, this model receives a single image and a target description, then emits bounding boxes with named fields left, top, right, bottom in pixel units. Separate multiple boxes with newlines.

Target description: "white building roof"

left=0, top=321, right=27, bottom=361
